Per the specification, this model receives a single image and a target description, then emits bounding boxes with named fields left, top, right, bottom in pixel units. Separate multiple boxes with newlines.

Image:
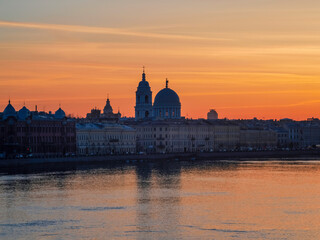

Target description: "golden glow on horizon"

left=1, top=1, right=320, bottom=120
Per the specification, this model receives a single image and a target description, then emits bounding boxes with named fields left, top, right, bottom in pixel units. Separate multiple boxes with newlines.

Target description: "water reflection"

left=0, top=160, right=320, bottom=239
left=135, top=161, right=181, bottom=239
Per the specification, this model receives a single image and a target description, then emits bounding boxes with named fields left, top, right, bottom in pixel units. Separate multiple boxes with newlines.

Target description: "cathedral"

left=135, top=69, right=181, bottom=120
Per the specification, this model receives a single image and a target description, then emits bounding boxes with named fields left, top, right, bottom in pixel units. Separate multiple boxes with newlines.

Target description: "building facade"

left=0, top=101, right=76, bottom=158
left=213, top=124, right=240, bottom=150
left=283, top=120, right=320, bottom=148
left=240, top=129, right=277, bottom=149
left=130, top=119, right=240, bottom=153
left=76, top=123, right=136, bottom=155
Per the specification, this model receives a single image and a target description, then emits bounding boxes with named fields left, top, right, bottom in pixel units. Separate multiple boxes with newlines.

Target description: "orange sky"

left=1, top=1, right=320, bottom=120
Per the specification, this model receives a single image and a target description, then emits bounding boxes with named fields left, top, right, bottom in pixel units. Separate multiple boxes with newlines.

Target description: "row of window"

left=18, top=136, right=76, bottom=143
left=138, top=134, right=211, bottom=139
left=78, top=147, right=135, bottom=154
left=137, top=127, right=222, bottom=132
left=16, top=126, right=74, bottom=133
left=139, top=140, right=214, bottom=146
left=78, top=142, right=135, bottom=146
left=77, top=134, right=135, bottom=141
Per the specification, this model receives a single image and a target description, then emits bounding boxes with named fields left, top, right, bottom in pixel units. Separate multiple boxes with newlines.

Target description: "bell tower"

left=135, top=67, right=152, bottom=120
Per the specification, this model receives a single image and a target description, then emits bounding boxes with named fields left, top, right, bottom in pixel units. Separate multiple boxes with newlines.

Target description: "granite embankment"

left=1, top=150, right=320, bottom=167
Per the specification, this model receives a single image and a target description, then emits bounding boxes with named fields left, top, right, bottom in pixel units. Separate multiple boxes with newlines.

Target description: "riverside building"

left=0, top=101, right=76, bottom=158
left=239, top=129, right=277, bottom=149
left=127, top=119, right=240, bottom=153
left=76, top=123, right=136, bottom=155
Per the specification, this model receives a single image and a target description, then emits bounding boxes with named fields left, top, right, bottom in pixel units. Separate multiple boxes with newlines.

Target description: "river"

left=1, top=159, right=320, bottom=239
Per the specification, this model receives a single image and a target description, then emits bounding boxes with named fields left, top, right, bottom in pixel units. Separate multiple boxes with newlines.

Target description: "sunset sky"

left=1, top=0, right=320, bottom=120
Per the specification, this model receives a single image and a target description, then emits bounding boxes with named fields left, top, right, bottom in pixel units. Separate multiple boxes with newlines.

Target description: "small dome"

left=138, top=80, right=150, bottom=89
left=207, top=109, right=218, bottom=120
left=55, top=107, right=66, bottom=119
left=3, top=100, right=16, bottom=120
left=103, top=98, right=113, bottom=114
left=154, top=88, right=181, bottom=107
left=18, top=106, right=30, bottom=120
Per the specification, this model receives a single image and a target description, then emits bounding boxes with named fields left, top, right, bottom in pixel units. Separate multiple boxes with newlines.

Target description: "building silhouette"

left=86, top=97, right=121, bottom=122
left=153, top=79, right=181, bottom=119
left=207, top=109, right=218, bottom=120
left=135, top=69, right=181, bottom=120
left=135, top=68, right=153, bottom=120
left=0, top=101, right=76, bottom=158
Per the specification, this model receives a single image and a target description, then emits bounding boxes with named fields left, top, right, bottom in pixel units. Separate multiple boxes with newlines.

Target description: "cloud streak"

left=0, top=20, right=229, bottom=41
left=181, top=90, right=320, bottom=97
left=217, top=99, right=320, bottom=110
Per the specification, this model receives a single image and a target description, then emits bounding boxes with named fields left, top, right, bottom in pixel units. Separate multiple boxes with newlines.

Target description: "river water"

left=0, top=159, right=320, bottom=239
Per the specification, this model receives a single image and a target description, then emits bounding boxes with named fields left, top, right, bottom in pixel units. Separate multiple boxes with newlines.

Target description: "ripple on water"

left=80, top=206, right=126, bottom=211
left=0, top=219, right=80, bottom=228
left=181, top=225, right=256, bottom=234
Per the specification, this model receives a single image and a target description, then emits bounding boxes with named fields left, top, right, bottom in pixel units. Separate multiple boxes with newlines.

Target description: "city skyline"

left=2, top=66, right=320, bottom=121
left=1, top=0, right=320, bottom=120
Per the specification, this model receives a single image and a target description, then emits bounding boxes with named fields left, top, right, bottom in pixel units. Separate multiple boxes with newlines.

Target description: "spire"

left=8, top=99, right=10, bottom=104
left=166, top=78, right=169, bottom=88
left=142, top=66, right=146, bottom=81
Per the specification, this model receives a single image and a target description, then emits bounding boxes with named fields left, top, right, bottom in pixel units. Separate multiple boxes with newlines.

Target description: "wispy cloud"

left=181, top=90, right=320, bottom=97
left=218, top=99, right=320, bottom=110
left=0, top=20, right=230, bottom=41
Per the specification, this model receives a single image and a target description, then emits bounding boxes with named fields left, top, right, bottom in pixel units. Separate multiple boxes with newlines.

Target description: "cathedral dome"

left=54, top=107, right=66, bottom=119
left=3, top=100, right=16, bottom=120
left=153, top=79, right=181, bottom=119
left=154, top=88, right=181, bottom=107
left=18, top=106, right=30, bottom=120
